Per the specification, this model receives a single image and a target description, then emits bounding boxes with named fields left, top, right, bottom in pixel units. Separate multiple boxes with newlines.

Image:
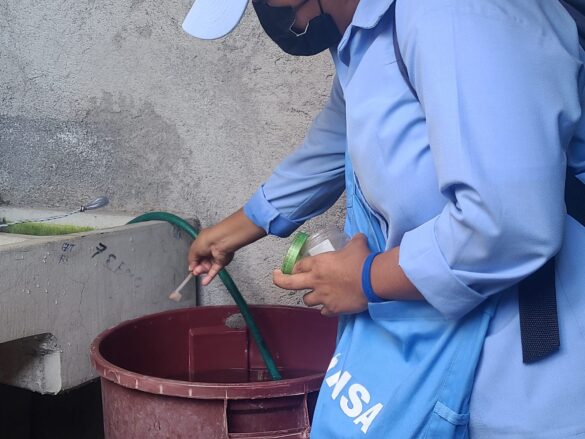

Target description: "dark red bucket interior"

left=91, top=305, right=338, bottom=438
left=92, top=305, right=338, bottom=399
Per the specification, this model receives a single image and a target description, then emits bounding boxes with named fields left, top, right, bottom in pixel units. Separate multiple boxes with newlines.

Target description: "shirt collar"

left=350, top=0, right=395, bottom=30
left=336, top=0, right=395, bottom=55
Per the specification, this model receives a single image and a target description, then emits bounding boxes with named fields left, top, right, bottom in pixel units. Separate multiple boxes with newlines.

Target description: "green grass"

left=2, top=222, right=94, bottom=236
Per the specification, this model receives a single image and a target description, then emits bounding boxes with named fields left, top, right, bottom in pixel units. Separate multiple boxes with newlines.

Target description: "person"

left=184, top=0, right=585, bottom=437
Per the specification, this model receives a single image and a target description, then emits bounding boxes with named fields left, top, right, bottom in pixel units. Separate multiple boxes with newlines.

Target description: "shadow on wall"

left=0, top=92, right=189, bottom=213
left=0, top=381, right=104, bottom=439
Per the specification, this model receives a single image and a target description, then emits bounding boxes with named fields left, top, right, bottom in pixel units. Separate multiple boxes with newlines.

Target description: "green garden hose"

left=128, top=212, right=282, bottom=381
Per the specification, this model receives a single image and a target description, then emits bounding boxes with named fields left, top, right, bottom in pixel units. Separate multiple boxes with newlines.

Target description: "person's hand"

left=188, top=209, right=266, bottom=286
left=188, top=226, right=235, bottom=286
left=273, top=233, right=371, bottom=316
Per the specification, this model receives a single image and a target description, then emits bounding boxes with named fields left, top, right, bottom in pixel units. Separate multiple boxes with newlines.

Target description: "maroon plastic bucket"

left=90, top=305, right=337, bottom=438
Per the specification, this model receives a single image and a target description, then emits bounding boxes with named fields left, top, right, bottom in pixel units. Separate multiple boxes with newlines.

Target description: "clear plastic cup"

left=302, top=226, right=350, bottom=257
left=282, top=226, right=350, bottom=274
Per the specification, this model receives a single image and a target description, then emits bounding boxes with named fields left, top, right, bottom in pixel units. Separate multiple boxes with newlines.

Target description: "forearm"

left=244, top=77, right=347, bottom=237
left=370, top=247, right=424, bottom=301
left=216, top=208, right=267, bottom=252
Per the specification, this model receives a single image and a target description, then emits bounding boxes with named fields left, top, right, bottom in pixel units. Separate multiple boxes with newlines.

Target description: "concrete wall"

left=0, top=221, right=195, bottom=392
left=0, top=1, right=343, bottom=305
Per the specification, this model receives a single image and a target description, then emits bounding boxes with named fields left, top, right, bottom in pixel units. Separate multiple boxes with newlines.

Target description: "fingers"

left=291, top=257, right=310, bottom=275
left=273, top=269, right=314, bottom=290
left=191, top=260, right=212, bottom=276
left=303, top=290, right=320, bottom=307
left=201, top=262, right=223, bottom=286
left=187, top=229, right=233, bottom=282
left=188, top=237, right=204, bottom=265
left=188, top=240, right=208, bottom=272
left=320, top=307, right=335, bottom=317
left=303, top=292, right=338, bottom=317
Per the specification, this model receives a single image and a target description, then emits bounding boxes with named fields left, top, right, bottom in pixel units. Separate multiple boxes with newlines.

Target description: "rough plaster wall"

left=0, top=0, right=344, bottom=306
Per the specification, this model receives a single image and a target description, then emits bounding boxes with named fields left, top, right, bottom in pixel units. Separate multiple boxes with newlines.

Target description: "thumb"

left=348, top=233, right=370, bottom=250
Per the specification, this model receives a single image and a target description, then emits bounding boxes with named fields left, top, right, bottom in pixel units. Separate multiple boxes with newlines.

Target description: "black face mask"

left=252, top=0, right=342, bottom=56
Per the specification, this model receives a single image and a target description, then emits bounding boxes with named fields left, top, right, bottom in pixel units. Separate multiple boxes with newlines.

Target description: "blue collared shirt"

left=244, top=0, right=585, bottom=436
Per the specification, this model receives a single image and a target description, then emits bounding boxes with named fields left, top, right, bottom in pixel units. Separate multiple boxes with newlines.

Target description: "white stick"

left=169, top=273, right=194, bottom=302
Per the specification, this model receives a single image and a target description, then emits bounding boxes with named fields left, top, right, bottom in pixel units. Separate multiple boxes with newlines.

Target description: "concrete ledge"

left=0, top=334, right=62, bottom=394
left=0, top=234, right=31, bottom=246
left=0, top=207, right=135, bottom=229
left=0, top=220, right=197, bottom=393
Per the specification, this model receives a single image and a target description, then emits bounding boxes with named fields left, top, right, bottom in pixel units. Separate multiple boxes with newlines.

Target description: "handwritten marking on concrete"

left=61, top=243, right=75, bottom=252
left=104, top=253, right=143, bottom=288
left=91, top=243, right=107, bottom=258
left=57, top=242, right=76, bottom=264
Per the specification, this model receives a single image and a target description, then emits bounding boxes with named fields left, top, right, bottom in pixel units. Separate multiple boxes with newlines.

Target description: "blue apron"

left=310, top=153, right=498, bottom=438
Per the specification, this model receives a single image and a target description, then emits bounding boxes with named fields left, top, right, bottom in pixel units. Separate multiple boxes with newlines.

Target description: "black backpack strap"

left=390, top=0, right=585, bottom=363
left=518, top=260, right=560, bottom=362
left=518, top=170, right=585, bottom=362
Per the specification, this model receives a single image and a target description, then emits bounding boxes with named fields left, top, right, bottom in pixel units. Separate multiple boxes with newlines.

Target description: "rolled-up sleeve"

left=397, top=4, right=583, bottom=319
left=244, top=75, right=347, bottom=237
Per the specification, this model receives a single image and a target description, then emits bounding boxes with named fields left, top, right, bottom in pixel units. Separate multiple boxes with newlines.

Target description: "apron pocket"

left=425, top=401, right=470, bottom=439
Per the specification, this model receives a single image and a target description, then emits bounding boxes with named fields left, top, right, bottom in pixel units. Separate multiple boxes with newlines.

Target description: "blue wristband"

left=361, top=252, right=386, bottom=303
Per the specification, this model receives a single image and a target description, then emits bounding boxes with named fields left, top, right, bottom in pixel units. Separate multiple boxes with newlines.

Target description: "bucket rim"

left=90, top=305, right=332, bottom=400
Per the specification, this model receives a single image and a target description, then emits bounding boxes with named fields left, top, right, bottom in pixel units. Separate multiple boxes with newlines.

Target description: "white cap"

left=182, top=0, right=249, bottom=40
